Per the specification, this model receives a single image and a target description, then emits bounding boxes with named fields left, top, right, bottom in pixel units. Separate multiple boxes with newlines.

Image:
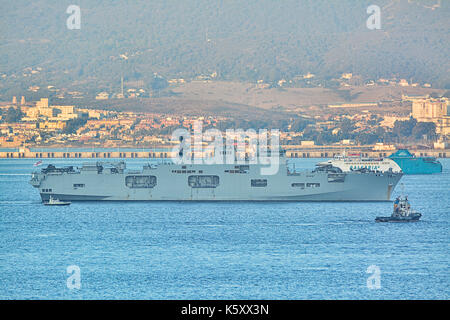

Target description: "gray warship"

left=29, top=152, right=403, bottom=202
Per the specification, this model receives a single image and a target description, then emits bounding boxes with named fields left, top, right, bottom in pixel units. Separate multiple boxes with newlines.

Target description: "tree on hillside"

left=393, top=118, right=417, bottom=141
left=412, top=122, right=436, bottom=140
left=4, top=107, right=24, bottom=123
left=340, top=118, right=356, bottom=136
left=63, top=116, right=88, bottom=134
left=290, top=118, right=312, bottom=132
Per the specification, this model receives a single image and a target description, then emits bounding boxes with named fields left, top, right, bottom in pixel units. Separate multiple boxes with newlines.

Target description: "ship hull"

left=375, top=215, right=421, bottom=222
left=32, top=162, right=402, bottom=202
left=388, top=149, right=442, bottom=174
left=390, top=158, right=442, bottom=174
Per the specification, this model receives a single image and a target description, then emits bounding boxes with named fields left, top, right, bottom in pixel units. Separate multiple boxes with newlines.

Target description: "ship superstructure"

left=317, top=153, right=402, bottom=173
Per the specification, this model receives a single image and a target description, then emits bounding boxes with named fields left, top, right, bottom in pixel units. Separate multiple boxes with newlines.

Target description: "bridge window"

left=188, top=175, right=219, bottom=188
left=251, top=179, right=267, bottom=187
left=73, top=184, right=85, bottom=188
left=125, top=175, right=157, bottom=188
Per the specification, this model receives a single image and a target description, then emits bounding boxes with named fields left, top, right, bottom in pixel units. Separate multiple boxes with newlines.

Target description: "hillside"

left=1, top=0, right=449, bottom=98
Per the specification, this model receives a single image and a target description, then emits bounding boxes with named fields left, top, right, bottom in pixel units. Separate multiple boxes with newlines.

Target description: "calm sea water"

left=0, top=158, right=448, bottom=299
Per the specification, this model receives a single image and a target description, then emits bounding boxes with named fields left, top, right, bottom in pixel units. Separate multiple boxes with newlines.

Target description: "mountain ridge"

left=1, top=0, right=449, bottom=97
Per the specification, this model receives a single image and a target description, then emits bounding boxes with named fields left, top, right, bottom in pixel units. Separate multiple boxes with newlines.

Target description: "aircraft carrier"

left=29, top=154, right=403, bottom=202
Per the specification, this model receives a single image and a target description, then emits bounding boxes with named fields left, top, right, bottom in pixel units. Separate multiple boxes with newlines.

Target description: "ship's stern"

left=29, top=172, right=44, bottom=188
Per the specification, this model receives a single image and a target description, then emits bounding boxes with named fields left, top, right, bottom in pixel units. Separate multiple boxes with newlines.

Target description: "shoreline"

left=1, top=147, right=448, bottom=159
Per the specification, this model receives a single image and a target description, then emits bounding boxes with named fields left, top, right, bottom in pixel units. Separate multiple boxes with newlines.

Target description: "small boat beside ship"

left=44, top=196, right=71, bottom=206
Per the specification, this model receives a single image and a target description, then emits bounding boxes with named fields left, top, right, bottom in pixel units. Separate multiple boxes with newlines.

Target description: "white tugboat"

left=44, top=196, right=71, bottom=206
left=375, top=196, right=421, bottom=222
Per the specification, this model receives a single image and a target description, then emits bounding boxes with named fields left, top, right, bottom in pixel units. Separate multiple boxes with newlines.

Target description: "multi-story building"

left=412, top=98, right=447, bottom=121
left=435, top=116, right=450, bottom=136
left=411, top=97, right=449, bottom=136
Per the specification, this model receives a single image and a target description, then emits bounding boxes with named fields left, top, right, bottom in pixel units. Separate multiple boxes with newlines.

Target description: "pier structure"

left=0, top=146, right=448, bottom=159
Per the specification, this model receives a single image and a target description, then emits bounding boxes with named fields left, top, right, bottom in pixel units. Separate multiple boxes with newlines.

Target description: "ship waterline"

left=30, top=158, right=402, bottom=202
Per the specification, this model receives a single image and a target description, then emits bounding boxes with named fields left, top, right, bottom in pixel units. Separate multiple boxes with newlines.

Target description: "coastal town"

left=2, top=1, right=449, bottom=302
left=0, top=80, right=449, bottom=159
